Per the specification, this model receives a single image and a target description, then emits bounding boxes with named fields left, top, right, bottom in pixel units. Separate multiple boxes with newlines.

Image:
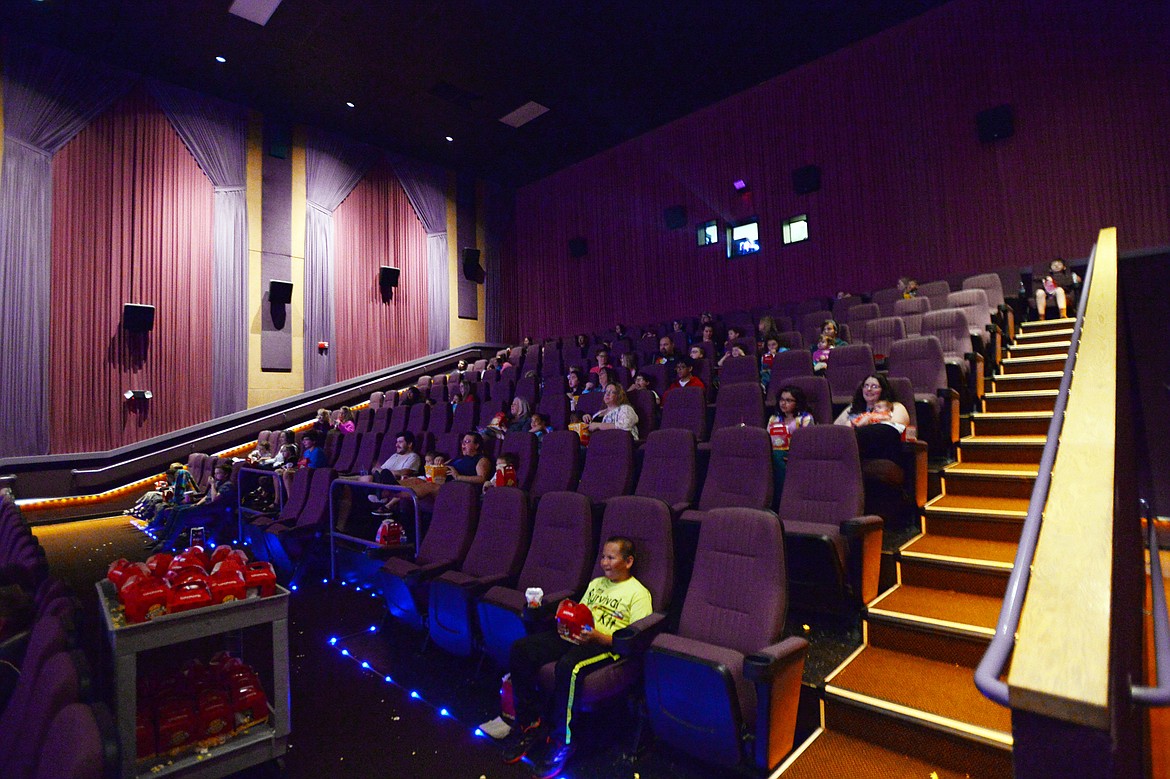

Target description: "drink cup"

left=525, top=587, right=543, bottom=608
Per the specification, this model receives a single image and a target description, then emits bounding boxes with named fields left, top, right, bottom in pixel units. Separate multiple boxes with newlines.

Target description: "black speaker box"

left=977, top=104, right=1014, bottom=143
left=269, top=279, right=294, bottom=305
left=379, top=266, right=401, bottom=288
left=462, top=248, right=484, bottom=283
left=664, top=205, right=687, bottom=230
left=568, top=237, right=588, bottom=258
left=123, top=303, right=155, bottom=333
left=793, top=165, right=822, bottom=195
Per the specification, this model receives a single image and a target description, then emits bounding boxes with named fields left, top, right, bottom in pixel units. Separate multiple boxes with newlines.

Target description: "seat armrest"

left=414, top=558, right=457, bottom=579
left=900, top=439, right=929, bottom=507
left=842, top=514, right=883, bottom=604
left=744, top=636, right=809, bottom=683
left=462, top=573, right=509, bottom=594
left=746, top=636, right=809, bottom=770
left=611, top=612, right=667, bottom=657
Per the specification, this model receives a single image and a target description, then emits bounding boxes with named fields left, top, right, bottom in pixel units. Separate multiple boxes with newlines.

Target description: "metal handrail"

left=974, top=241, right=1098, bottom=706
left=1132, top=499, right=1170, bottom=704
left=328, top=478, right=420, bottom=580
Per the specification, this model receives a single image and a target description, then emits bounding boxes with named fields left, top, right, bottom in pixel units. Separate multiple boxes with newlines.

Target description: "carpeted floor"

left=32, top=514, right=857, bottom=779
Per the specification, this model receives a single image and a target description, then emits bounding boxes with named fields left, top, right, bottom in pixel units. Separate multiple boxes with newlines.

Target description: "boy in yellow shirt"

left=502, top=536, right=652, bottom=778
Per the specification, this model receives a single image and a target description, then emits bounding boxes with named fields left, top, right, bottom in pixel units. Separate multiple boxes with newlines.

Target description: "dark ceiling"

left=1, top=0, right=951, bottom=186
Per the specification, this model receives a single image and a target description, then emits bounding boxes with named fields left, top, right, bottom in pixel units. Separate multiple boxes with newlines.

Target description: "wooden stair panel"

left=940, top=466, right=1037, bottom=501
left=1000, top=354, right=1067, bottom=374
left=821, top=700, right=1013, bottom=778
left=1007, top=340, right=1072, bottom=358
left=991, top=372, right=1063, bottom=392
left=898, top=558, right=1010, bottom=598
left=982, top=389, right=1059, bottom=414
left=776, top=728, right=980, bottom=779
left=865, top=620, right=990, bottom=667
left=969, top=411, right=1053, bottom=437
left=957, top=435, right=1046, bottom=466
left=825, top=646, right=1012, bottom=737
left=1013, top=325, right=1073, bottom=341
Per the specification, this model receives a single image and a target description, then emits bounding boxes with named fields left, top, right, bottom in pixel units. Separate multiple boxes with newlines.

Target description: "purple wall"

left=507, top=0, right=1170, bottom=339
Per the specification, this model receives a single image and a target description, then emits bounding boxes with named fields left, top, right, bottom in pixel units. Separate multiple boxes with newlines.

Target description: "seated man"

left=501, top=537, right=652, bottom=778
left=368, top=431, right=423, bottom=508
left=654, top=335, right=678, bottom=372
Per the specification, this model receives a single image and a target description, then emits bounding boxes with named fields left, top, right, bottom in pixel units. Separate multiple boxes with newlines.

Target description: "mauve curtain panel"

left=50, top=89, right=215, bottom=453
left=333, top=160, right=430, bottom=380
left=149, top=81, right=250, bottom=418
left=0, top=42, right=132, bottom=456
left=304, top=128, right=379, bottom=390
left=388, top=152, right=450, bottom=354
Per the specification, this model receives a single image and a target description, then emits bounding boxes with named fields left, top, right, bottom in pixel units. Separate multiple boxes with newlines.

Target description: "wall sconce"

left=317, top=341, right=329, bottom=354
left=123, top=390, right=153, bottom=401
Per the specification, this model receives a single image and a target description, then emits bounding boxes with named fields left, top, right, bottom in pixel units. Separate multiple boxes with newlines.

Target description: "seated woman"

left=311, top=409, right=332, bottom=437
left=759, top=335, right=786, bottom=389
left=565, top=368, right=587, bottom=409
left=757, top=315, right=781, bottom=348
left=767, top=385, right=815, bottom=506
left=399, top=432, right=493, bottom=500
left=587, top=383, right=639, bottom=440
left=583, top=366, right=616, bottom=394
left=814, top=319, right=848, bottom=349
left=834, top=374, right=910, bottom=462
left=335, top=406, right=357, bottom=434
left=1035, top=258, right=1079, bottom=320
left=508, top=396, right=533, bottom=433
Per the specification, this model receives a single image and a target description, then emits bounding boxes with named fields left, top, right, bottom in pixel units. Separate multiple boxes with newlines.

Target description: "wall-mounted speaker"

left=568, top=237, right=588, bottom=258
left=976, top=104, right=1014, bottom=143
left=122, top=303, right=156, bottom=333
left=664, top=205, right=687, bottom=230
left=379, top=266, right=400, bottom=288
left=792, top=165, right=822, bottom=195
left=462, top=248, right=484, bottom=283
left=269, top=279, right=294, bottom=305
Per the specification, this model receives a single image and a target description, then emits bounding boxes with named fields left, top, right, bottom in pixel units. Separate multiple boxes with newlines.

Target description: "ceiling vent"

left=500, top=101, right=550, bottom=128
left=228, top=0, right=284, bottom=26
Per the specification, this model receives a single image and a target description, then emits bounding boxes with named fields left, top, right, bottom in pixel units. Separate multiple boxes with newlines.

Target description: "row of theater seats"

left=374, top=426, right=883, bottom=769
left=0, top=495, right=117, bottom=779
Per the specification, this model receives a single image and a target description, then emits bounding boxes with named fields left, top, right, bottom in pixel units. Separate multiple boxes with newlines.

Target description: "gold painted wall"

left=246, top=118, right=307, bottom=406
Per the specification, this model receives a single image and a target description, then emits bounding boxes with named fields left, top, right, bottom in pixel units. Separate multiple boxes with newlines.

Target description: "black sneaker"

left=529, top=735, right=574, bottom=778
left=500, top=720, right=544, bottom=764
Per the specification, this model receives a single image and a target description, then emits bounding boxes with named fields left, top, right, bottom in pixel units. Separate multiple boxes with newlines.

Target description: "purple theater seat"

left=426, top=402, right=452, bottom=434
left=709, top=383, right=765, bottom=441
left=263, top=467, right=337, bottom=573
left=775, top=330, right=804, bottom=350
left=660, top=386, right=708, bottom=443
left=417, top=375, right=433, bottom=391
left=381, top=481, right=479, bottom=629
left=800, top=309, right=833, bottom=347
left=846, top=302, right=880, bottom=335
left=783, top=376, right=833, bottom=424
left=330, top=431, right=363, bottom=474
left=354, top=407, right=374, bottom=433
left=634, top=428, right=696, bottom=517
left=536, top=495, right=675, bottom=712
left=0, top=650, right=86, bottom=779
left=428, top=486, right=531, bottom=657
left=916, top=279, right=951, bottom=312
left=864, top=316, right=906, bottom=364
left=348, top=431, right=385, bottom=475
left=779, top=425, right=883, bottom=611
left=832, top=295, right=865, bottom=324
left=426, top=385, right=448, bottom=406
left=537, top=392, right=569, bottom=432
left=476, top=491, right=595, bottom=667
left=451, top=400, right=479, bottom=436
left=627, top=388, right=659, bottom=441
left=529, top=430, right=581, bottom=507
left=682, top=426, right=773, bottom=522
left=825, top=343, right=876, bottom=407
left=718, top=355, right=759, bottom=387
left=501, top=431, right=538, bottom=491
left=948, top=288, right=1002, bottom=368
left=767, top=349, right=813, bottom=394
left=405, top=403, right=430, bottom=438
left=963, top=271, right=1015, bottom=340
left=434, top=432, right=463, bottom=461
left=921, top=307, right=984, bottom=408
left=0, top=615, right=70, bottom=756
left=870, top=286, right=902, bottom=317
left=33, top=701, right=116, bottom=779
left=575, top=390, right=606, bottom=420
left=576, top=428, right=636, bottom=504
left=250, top=466, right=311, bottom=531
left=640, top=363, right=670, bottom=395
left=644, top=509, right=807, bottom=771
left=887, top=335, right=960, bottom=455
left=894, top=296, right=930, bottom=336
left=514, top=375, right=539, bottom=406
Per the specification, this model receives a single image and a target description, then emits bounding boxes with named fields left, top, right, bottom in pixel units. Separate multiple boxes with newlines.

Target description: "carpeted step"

left=939, top=463, right=1038, bottom=501
left=924, top=491, right=1030, bottom=517
left=1000, top=354, right=1067, bottom=374
left=823, top=647, right=1012, bottom=769
left=991, top=371, right=1063, bottom=393
left=898, top=534, right=1014, bottom=597
left=969, top=411, right=1052, bottom=437
left=957, top=435, right=1046, bottom=466
left=866, top=584, right=999, bottom=665
left=776, top=728, right=980, bottom=778
left=1013, top=325, right=1073, bottom=343
left=1007, top=340, right=1071, bottom=358
left=981, top=389, right=1059, bottom=414
left=1017, top=316, right=1075, bottom=333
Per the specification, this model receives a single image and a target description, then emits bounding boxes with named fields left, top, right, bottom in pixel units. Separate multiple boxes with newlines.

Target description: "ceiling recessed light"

left=215, top=56, right=227, bottom=63
left=345, top=101, right=355, bottom=108
left=445, top=136, right=454, bottom=142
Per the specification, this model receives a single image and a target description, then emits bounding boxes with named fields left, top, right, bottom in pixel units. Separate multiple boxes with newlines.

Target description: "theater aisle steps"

left=777, top=317, right=1074, bottom=778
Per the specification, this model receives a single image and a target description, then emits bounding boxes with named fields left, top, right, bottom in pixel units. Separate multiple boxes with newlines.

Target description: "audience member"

left=312, top=409, right=332, bottom=436
left=367, top=431, right=424, bottom=509
left=663, top=355, right=706, bottom=397
left=834, top=374, right=910, bottom=463
left=336, top=406, right=356, bottom=434
left=482, top=452, right=519, bottom=491
left=768, top=385, right=815, bottom=503
left=759, top=336, right=786, bottom=389
left=566, top=368, right=586, bottom=409
left=1035, top=258, right=1079, bottom=320
left=508, top=396, right=533, bottom=433
left=530, top=412, right=551, bottom=447
left=589, top=348, right=613, bottom=377
left=149, top=462, right=236, bottom=552
left=654, top=336, right=678, bottom=370
left=812, top=334, right=836, bottom=372
left=500, top=537, right=652, bottom=776
left=629, top=371, right=659, bottom=402
left=897, top=276, right=919, bottom=298
left=757, top=315, right=781, bottom=346
left=588, top=382, right=639, bottom=440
